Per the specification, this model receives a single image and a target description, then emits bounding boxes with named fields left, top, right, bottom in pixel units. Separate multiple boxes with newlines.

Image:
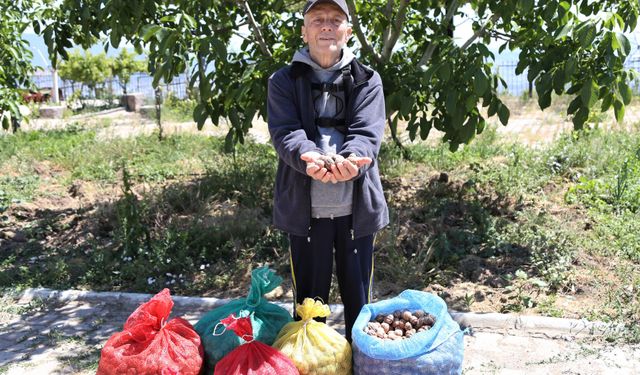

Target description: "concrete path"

left=1, top=289, right=638, bottom=374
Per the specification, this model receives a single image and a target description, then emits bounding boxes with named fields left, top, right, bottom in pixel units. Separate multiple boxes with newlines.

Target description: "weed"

left=501, top=269, right=548, bottom=312
left=116, top=164, right=152, bottom=259
left=0, top=175, right=39, bottom=212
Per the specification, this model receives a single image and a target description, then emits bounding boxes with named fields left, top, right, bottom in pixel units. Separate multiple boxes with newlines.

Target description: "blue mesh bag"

left=352, top=290, right=464, bottom=375
left=194, top=266, right=292, bottom=374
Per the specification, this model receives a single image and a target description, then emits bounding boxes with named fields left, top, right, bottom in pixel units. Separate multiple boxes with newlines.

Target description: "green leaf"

left=465, top=95, right=477, bottom=112
left=488, top=100, right=499, bottom=117
left=543, top=1, right=558, bottom=21
left=535, top=72, right=552, bottom=96
left=527, top=63, right=541, bottom=82
left=554, top=21, right=572, bottom=40
left=619, top=81, right=632, bottom=105
left=182, top=14, right=197, bottom=29
left=567, top=96, right=581, bottom=115
left=473, top=71, right=489, bottom=95
left=572, top=106, right=588, bottom=130
left=451, top=110, right=465, bottom=129
left=580, top=79, right=598, bottom=108
left=1, top=112, right=10, bottom=130
left=476, top=43, right=495, bottom=59
left=438, top=62, right=451, bottom=81
left=193, top=103, right=207, bottom=129
left=142, top=25, right=163, bottom=42
left=601, top=93, right=613, bottom=112
left=497, top=103, right=510, bottom=125
left=577, top=23, right=597, bottom=48
left=564, top=58, right=577, bottom=78
left=477, top=118, right=486, bottom=134
left=422, top=64, right=439, bottom=83
left=613, top=100, right=625, bottom=123
left=400, top=95, right=413, bottom=117
left=515, top=60, right=528, bottom=75
left=419, top=118, right=432, bottom=140
left=518, top=0, right=534, bottom=13
left=224, top=129, right=234, bottom=153
left=445, top=90, right=458, bottom=114
left=615, top=33, right=631, bottom=56
left=566, top=84, right=581, bottom=95
left=552, top=69, right=565, bottom=94
left=110, top=30, right=121, bottom=48
left=32, top=21, right=41, bottom=35
left=211, top=38, right=227, bottom=61
left=538, top=90, right=552, bottom=110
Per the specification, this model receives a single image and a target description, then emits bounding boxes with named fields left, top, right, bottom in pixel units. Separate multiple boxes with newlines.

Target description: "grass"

left=138, top=92, right=198, bottom=123
left=0, top=126, right=238, bottom=184
left=1, top=120, right=640, bottom=342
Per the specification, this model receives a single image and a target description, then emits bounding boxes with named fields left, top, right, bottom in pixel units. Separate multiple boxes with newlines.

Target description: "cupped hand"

left=301, top=151, right=337, bottom=183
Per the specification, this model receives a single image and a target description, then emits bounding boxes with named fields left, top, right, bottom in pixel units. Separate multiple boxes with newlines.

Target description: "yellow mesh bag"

left=273, top=298, right=352, bottom=375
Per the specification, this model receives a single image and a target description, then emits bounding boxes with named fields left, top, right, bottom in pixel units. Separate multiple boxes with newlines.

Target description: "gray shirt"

left=291, top=47, right=355, bottom=218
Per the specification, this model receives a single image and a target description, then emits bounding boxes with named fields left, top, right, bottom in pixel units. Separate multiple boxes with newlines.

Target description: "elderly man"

left=267, top=0, right=388, bottom=341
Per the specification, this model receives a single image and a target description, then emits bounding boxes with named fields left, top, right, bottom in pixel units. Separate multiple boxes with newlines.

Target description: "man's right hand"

left=301, top=151, right=337, bottom=183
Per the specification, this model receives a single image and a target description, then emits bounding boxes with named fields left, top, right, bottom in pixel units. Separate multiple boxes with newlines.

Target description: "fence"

left=30, top=73, right=189, bottom=102
left=29, top=58, right=640, bottom=100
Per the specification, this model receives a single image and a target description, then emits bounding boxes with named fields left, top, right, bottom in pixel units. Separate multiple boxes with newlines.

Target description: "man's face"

left=302, top=3, right=352, bottom=57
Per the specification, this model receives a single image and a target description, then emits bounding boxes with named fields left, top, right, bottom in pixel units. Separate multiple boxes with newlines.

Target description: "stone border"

left=70, top=106, right=125, bottom=120
left=449, top=311, right=623, bottom=338
left=16, top=288, right=622, bottom=338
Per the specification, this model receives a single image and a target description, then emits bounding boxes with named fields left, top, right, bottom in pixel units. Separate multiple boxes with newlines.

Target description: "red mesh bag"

left=97, top=289, right=204, bottom=375
left=214, top=314, right=299, bottom=375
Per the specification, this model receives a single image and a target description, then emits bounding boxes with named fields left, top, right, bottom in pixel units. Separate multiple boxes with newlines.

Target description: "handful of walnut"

left=363, top=309, right=437, bottom=340
left=315, top=153, right=359, bottom=169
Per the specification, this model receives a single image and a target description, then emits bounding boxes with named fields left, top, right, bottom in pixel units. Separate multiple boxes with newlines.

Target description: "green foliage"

left=0, top=175, right=40, bottom=213
left=117, top=164, right=152, bottom=258
left=161, top=91, right=197, bottom=122
left=58, top=50, right=113, bottom=98
left=30, top=0, right=639, bottom=151
left=0, top=0, right=36, bottom=129
left=111, top=49, right=147, bottom=94
left=565, top=140, right=640, bottom=213
left=495, top=213, right=577, bottom=292
left=501, top=269, right=548, bottom=312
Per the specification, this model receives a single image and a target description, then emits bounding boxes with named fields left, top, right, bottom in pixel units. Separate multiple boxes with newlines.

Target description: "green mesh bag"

left=194, top=266, right=292, bottom=374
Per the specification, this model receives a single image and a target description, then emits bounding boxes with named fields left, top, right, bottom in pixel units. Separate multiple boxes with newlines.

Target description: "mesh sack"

left=273, top=298, right=352, bottom=375
left=351, top=290, right=464, bottom=375
left=213, top=314, right=299, bottom=375
left=97, top=289, right=204, bottom=375
left=195, top=266, right=292, bottom=374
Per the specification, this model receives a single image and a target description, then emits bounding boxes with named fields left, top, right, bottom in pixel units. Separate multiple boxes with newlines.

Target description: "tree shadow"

left=0, top=163, right=288, bottom=297
left=375, top=172, right=556, bottom=310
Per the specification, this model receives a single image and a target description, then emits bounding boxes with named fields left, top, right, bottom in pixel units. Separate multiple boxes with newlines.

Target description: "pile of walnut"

left=363, top=309, right=437, bottom=340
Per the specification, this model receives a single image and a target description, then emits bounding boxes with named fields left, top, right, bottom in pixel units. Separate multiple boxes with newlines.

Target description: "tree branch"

left=381, top=0, right=395, bottom=47
left=238, top=0, right=272, bottom=58
left=345, top=0, right=383, bottom=65
left=488, top=29, right=514, bottom=42
left=381, top=0, right=410, bottom=61
left=418, top=0, right=458, bottom=68
left=460, top=13, right=501, bottom=50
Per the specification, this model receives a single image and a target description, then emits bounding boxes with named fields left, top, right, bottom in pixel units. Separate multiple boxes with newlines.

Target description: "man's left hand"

left=331, top=155, right=372, bottom=182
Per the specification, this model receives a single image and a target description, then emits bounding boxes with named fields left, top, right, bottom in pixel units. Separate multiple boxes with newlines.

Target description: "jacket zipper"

left=307, top=177, right=312, bottom=242
left=347, top=79, right=367, bottom=241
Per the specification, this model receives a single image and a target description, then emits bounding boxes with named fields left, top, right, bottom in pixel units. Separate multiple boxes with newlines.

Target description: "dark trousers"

left=288, top=215, right=374, bottom=341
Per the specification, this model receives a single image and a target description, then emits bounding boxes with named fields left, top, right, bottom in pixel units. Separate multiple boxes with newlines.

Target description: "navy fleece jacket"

left=267, top=58, right=389, bottom=239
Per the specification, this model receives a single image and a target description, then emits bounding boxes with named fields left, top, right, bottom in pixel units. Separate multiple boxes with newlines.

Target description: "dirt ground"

left=5, top=99, right=640, bottom=319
